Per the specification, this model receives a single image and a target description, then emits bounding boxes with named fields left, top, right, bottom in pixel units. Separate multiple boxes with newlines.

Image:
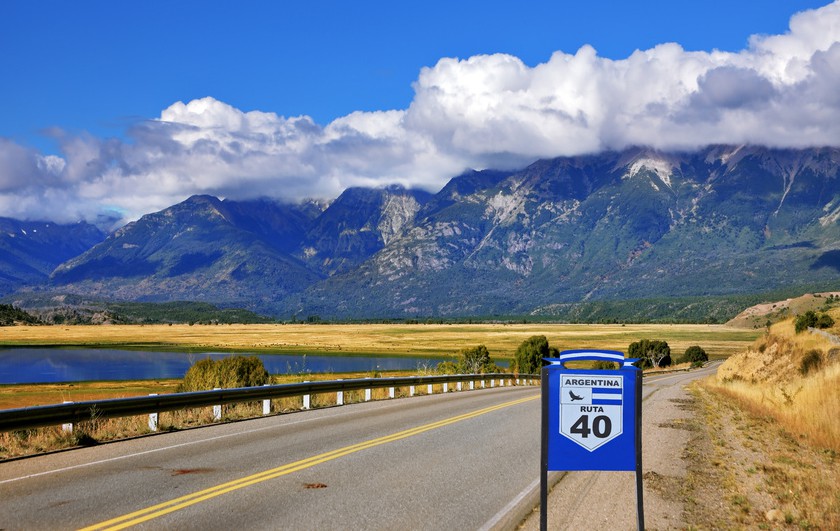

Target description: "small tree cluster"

left=513, top=335, right=559, bottom=375
left=794, top=311, right=835, bottom=333
left=437, top=345, right=500, bottom=374
left=628, top=339, right=671, bottom=369
left=678, top=345, right=708, bottom=367
left=178, top=356, right=269, bottom=392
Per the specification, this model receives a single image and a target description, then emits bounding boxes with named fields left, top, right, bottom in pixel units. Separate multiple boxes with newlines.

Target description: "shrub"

left=513, top=336, right=558, bottom=375
left=437, top=345, right=500, bottom=374
left=800, top=349, right=823, bottom=376
left=679, top=345, right=708, bottom=365
left=817, top=313, right=835, bottom=329
left=794, top=311, right=834, bottom=333
left=178, top=356, right=269, bottom=392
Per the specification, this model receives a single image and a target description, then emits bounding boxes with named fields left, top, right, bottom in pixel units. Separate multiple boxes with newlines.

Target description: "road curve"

left=0, top=366, right=716, bottom=530
left=0, top=386, right=541, bottom=530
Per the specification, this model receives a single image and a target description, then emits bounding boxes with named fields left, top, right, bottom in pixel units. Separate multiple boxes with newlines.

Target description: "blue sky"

left=1, top=0, right=839, bottom=227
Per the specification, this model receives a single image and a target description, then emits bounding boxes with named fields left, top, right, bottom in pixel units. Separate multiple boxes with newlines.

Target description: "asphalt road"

left=0, top=366, right=716, bottom=530
left=0, top=385, right=542, bottom=530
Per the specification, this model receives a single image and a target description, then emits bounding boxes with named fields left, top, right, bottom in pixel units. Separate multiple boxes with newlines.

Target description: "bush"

left=437, top=345, right=500, bottom=374
left=513, top=336, right=558, bottom=375
left=178, top=356, right=269, bottom=392
left=800, top=349, right=823, bottom=376
left=679, top=345, right=708, bottom=365
left=817, top=313, right=835, bottom=329
left=794, top=311, right=834, bottom=333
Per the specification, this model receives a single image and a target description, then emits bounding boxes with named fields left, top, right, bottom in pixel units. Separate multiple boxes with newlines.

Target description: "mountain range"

left=3, top=145, right=840, bottom=320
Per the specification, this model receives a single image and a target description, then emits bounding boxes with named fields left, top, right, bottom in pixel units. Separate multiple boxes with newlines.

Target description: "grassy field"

left=0, top=322, right=760, bottom=358
left=0, top=322, right=759, bottom=411
left=0, top=322, right=759, bottom=460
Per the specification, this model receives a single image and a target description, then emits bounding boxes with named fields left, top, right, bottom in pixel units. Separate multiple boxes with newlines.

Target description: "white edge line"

left=479, top=477, right=540, bottom=531
left=0, top=411, right=336, bottom=485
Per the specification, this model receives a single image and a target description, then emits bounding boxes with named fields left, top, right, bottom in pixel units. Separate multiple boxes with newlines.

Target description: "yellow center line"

left=80, top=394, right=538, bottom=531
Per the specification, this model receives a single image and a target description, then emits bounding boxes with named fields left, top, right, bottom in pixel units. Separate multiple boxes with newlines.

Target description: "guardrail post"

left=62, top=401, right=73, bottom=433
left=427, top=383, right=433, bottom=395
left=337, top=380, right=344, bottom=406
left=389, top=387, right=395, bottom=399
left=410, top=385, right=415, bottom=397
left=443, top=382, right=449, bottom=393
left=457, top=381, right=462, bottom=391
left=491, top=379, right=495, bottom=388
left=469, top=381, right=474, bottom=390
left=213, top=388, right=222, bottom=421
left=263, top=385, right=271, bottom=415
left=148, top=394, right=159, bottom=432
left=365, top=378, right=372, bottom=402
left=302, top=381, right=311, bottom=410
left=481, top=379, right=486, bottom=388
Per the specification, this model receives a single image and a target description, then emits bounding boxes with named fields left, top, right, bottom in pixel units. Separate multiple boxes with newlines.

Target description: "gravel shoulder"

left=518, top=366, right=717, bottom=530
left=518, top=363, right=839, bottom=529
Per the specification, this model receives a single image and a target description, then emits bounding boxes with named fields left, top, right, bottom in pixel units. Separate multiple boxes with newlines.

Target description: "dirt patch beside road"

left=683, top=380, right=840, bottom=529
left=519, top=365, right=839, bottom=529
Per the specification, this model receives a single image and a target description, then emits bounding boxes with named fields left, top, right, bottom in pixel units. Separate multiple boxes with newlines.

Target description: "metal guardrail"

left=0, top=373, right=539, bottom=433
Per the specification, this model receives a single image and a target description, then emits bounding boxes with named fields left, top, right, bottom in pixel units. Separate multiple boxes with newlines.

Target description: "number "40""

left=570, top=414, right=612, bottom=438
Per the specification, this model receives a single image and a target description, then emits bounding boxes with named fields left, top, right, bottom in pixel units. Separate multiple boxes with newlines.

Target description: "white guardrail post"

left=62, top=401, right=73, bottom=433
left=337, top=380, right=344, bottom=406
left=263, top=385, right=271, bottom=415
left=213, top=388, right=222, bottom=421
left=148, top=394, right=159, bottom=432
left=0, top=373, right=542, bottom=434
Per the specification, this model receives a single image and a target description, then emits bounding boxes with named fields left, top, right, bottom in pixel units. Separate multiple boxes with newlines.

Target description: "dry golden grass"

left=711, top=310, right=840, bottom=453
left=710, top=363, right=840, bottom=453
left=689, top=381, right=840, bottom=529
left=0, top=322, right=759, bottom=358
left=0, top=322, right=757, bottom=459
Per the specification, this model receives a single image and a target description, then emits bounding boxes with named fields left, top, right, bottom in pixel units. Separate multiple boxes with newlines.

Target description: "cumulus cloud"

left=2, top=1, right=840, bottom=229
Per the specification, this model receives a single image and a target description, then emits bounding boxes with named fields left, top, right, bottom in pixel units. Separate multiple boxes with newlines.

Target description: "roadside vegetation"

left=689, top=312, right=840, bottom=528
left=0, top=323, right=756, bottom=460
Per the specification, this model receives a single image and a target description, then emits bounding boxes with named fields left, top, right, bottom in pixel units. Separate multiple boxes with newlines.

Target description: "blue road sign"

left=540, top=349, right=645, bottom=530
left=543, top=350, right=641, bottom=471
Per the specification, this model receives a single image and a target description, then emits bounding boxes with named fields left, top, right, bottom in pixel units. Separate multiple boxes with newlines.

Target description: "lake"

left=0, top=348, right=452, bottom=385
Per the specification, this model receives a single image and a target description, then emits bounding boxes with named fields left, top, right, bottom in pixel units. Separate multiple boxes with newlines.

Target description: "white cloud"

left=2, top=1, right=840, bottom=229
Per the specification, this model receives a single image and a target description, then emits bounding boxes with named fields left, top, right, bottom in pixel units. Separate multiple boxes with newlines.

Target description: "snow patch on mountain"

left=628, top=157, right=674, bottom=188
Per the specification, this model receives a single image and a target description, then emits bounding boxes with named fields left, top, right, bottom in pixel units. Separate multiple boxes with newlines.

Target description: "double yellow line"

left=81, top=394, right=538, bottom=530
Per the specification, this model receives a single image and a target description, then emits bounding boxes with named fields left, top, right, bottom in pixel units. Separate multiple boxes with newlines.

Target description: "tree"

left=679, top=345, right=708, bottom=366
left=628, top=339, right=671, bottom=368
left=459, top=345, right=494, bottom=373
left=437, top=345, right=498, bottom=374
left=513, top=335, right=558, bottom=375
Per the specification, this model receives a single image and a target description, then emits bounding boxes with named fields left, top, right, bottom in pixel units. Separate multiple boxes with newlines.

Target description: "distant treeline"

left=4, top=284, right=839, bottom=326
left=0, top=304, right=40, bottom=326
